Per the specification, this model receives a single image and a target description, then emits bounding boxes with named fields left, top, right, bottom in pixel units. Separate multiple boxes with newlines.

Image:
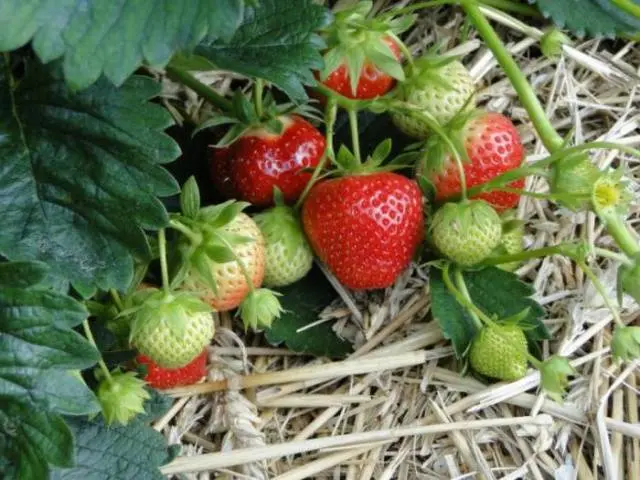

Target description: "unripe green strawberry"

left=469, top=323, right=528, bottom=381
left=493, top=217, right=525, bottom=272
left=253, top=205, right=313, bottom=287
left=550, top=154, right=601, bottom=211
left=391, top=59, right=475, bottom=139
left=128, top=289, right=214, bottom=369
left=431, top=200, right=502, bottom=266
left=97, top=370, right=149, bottom=426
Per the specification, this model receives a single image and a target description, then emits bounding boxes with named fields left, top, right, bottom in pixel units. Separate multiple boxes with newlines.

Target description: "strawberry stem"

left=388, top=33, right=415, bottom=73
left=525, top=352, right=543, bottom=370
left=599, top=215, right=640, bottom=259
left=254, top=78, right=264, bottom=119
left=158, top=228, right=170, bottom=294
left=460, top=0, right=564, bottom=153
left=478, top=0, right=541, bottom=16
left=169, top=219, right=202, bottom=245
left=165, top=65, right=233, bottom=113
left=594, top=248, right=634, bottom=266
left=441, top=263, right=490, bottom=329
left=611, top=0, right=640, bottom=18
left=489, top=186, right=590, bottom=203
left=295, top=100, right=337, bottom=210
left=483, top=244, right=571, bottom=266
left=348, top=108, right=362, bottom=165
left=82, top=319, right=113, bottom=384
left=576, top=260, right=624, bottom=327
left=109, top=289, right=125, bottom=311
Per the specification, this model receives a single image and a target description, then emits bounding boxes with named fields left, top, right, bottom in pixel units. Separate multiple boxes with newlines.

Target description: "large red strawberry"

left=423, top=112, right=525, bottom=211
left=137, top=349, right=208, bottom=390
left=209, top=115, right=325, bottom=206
left=302, top=172, right=424, bottom=290
left=318, top=37, right=402, bottom=100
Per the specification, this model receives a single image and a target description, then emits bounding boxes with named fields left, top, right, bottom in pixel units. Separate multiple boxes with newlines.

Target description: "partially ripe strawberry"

left=392, top=59, right=476, bottom=138
left=302, top=172, right=424, bottom=290
left=423, top=112, right=525, bottom=212
left=431, top=200, right=502, bottom=267
left=469, top=323, right=528, bottom=381
left=254, top=205, right=314, bottom=287
left=209, top=116, right=325, bottom=206
left=184, top=212, right=265, bottom=312
left=129, top=289, right=214, bottom=369
left=137, top=349, right=208, bottom=390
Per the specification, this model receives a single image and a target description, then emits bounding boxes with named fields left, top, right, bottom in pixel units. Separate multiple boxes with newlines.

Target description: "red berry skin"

left=210, top=116, right=325, bottom=207
left=319, top=37, right=401, bottom=100
left=137, top=350, right=207, bottom=390
left=431, top=113, right=525, bottom=211
left=302, top=172, right=424, bottom=290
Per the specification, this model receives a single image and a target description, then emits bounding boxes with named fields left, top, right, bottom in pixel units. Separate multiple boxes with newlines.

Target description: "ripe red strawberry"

left=423, top=112, right=524, bottom=211
left=209, top=115, right=325, bottom=206
left=137, top=349, right=208, bottom=390
left=302, top=172, right=424, bottom=290
left=318, top=37, right=402, bottom=100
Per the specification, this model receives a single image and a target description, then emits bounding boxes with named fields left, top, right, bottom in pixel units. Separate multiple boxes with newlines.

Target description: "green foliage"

left=0, top=0, right=245, bottom=90
left=265, top=267, right=353, bottom=358
left=193, top=0, right=330, bottom=101
left=0, top=262, right=100, bottom=479
left=532, top=0, right=640, bottom=37
left=430, top=266, right=549, bottom=358
left=0, top=57, right=179, bottom=292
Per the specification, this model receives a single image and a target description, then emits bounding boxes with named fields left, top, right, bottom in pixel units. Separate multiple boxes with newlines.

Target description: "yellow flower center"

left=594, top=181, right=621, bottom=209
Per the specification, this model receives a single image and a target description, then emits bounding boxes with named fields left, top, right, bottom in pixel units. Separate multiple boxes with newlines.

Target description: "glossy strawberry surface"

left=209, top=116, right=325, bottom=206
left=430, top=112, right=525, bottom=211
left=302, top=172, right=423, bottom=290
left=137, top=349, right=207, bottom=390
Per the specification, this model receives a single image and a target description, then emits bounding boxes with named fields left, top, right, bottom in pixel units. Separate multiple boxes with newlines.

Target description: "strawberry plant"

left=1, top=0, right=640, bottom=477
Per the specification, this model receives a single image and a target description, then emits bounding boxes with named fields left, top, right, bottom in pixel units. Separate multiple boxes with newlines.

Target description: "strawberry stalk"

left=254, top=78, right=265, bottom=119
left=441, top=263, right=491, bottom=329
left=295, top=100, right=338, bottom=210
left=575, top=260, right=624, bottom=327
left=82, top=319, right=114, bottom=384
left=347, top=108, right=362, bottom=165
left=158, top=228, right=170, bottom=294
left=165, top=65, right=233, bottom=113
left=109, top=289, right=125, bottom=311
left=459, top=0, right=563, bottom=153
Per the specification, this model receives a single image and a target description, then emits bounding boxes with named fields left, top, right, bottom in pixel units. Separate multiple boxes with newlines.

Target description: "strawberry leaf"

left=0, top=0, right=245, bottom=90
left=265, top=267, right=352, bottom=358
left=0, top=261, right=100, bottom=478
left=51, top=393, right=176, bottom=480
left=0, top=58, right=179, bottom=292
left=194, top=0, right=330, bottom=102
left=531, top=0, right=640, bottom=37
left=431, top=266, right=548, bottom=358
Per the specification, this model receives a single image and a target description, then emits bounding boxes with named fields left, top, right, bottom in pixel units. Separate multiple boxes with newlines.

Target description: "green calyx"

left=549, top=153, right=601, bottom=211
left=540, top=28, right=572, bottom=59
left=238, top=288, right=284, bottom=330
left=97, top=370, right=150, bottom=426
left=319, top=0, right=414, bottom=94
left=431, top=200, right=503, bottom=267
left=332, top=138, right=401, bottom=174
left=538, top=355, right=575, bottom=402
left=253, top=205, right=314, bottom=287
left=611, top=326, right=640, bottom=362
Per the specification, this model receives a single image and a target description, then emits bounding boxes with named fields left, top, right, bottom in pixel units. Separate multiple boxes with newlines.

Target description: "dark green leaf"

left=0, top=0, right=245, bottom=90
left=0, top=58, right=179, bottom=291
left=431, top=266, right=548, bottom=358
left=0, top=261, right=100, bottom=479
left=532, top=0, right=640, bottom=37
left=0, top=261, right=48, bottom=288
left=51, top=411, right=174, bottom=479
left=195, top=0, right=330, bottom=102
left=265, top=267, right=352, bottom=358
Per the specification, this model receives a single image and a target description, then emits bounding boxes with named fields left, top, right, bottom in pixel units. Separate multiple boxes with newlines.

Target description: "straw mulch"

left=156, top=2, right=640, bottom=478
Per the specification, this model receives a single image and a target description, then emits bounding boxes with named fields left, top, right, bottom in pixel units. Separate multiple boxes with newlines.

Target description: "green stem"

left=254, top=78, right=264, bottom=119
left=454, top=268, right=484, bottom=329
left=460, top=0, right=563, bottom=152
left=165, top=65, right=233, bottom=112
left=312, top=83, right=375, bottom=111
left=109, top=289, right=124, bottom=311
left=441, top=264, right=493, bottom=327
left=169, top=219, right=202, bottom=244
left=490, top=186, right=589, bottom=203
left=388, top=33, right=415, bottom=73
left=348, top=108, right=362, bottom=165
left=577, top=261, right=623, bottom=327
left=83, top=320, right=113, bottom=383
left=536, top=142, right=640, bottom=169
left=295, top=100, right=338, bottom=210
left=526, top=352, right=543, bottom=369
left=379, top=0, right=454, bottom=19
left=158, top=229, right=170, bottom=294
left=601, top=216, right=640, bottom=259
left=611, top=0, right=640, bottom=19
left=479, top=0, right=541, bottom=16
left=465, top=166, right=546, bottom=198
left=594, top=248, right=634, bottom=266
left=483, top=244, right=570, bottom=266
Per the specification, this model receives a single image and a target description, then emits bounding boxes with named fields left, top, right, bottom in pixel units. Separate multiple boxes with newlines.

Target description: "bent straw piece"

left=160, top=415, right=553, bottom=474
left=164, top=351, right=428, bottom=397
